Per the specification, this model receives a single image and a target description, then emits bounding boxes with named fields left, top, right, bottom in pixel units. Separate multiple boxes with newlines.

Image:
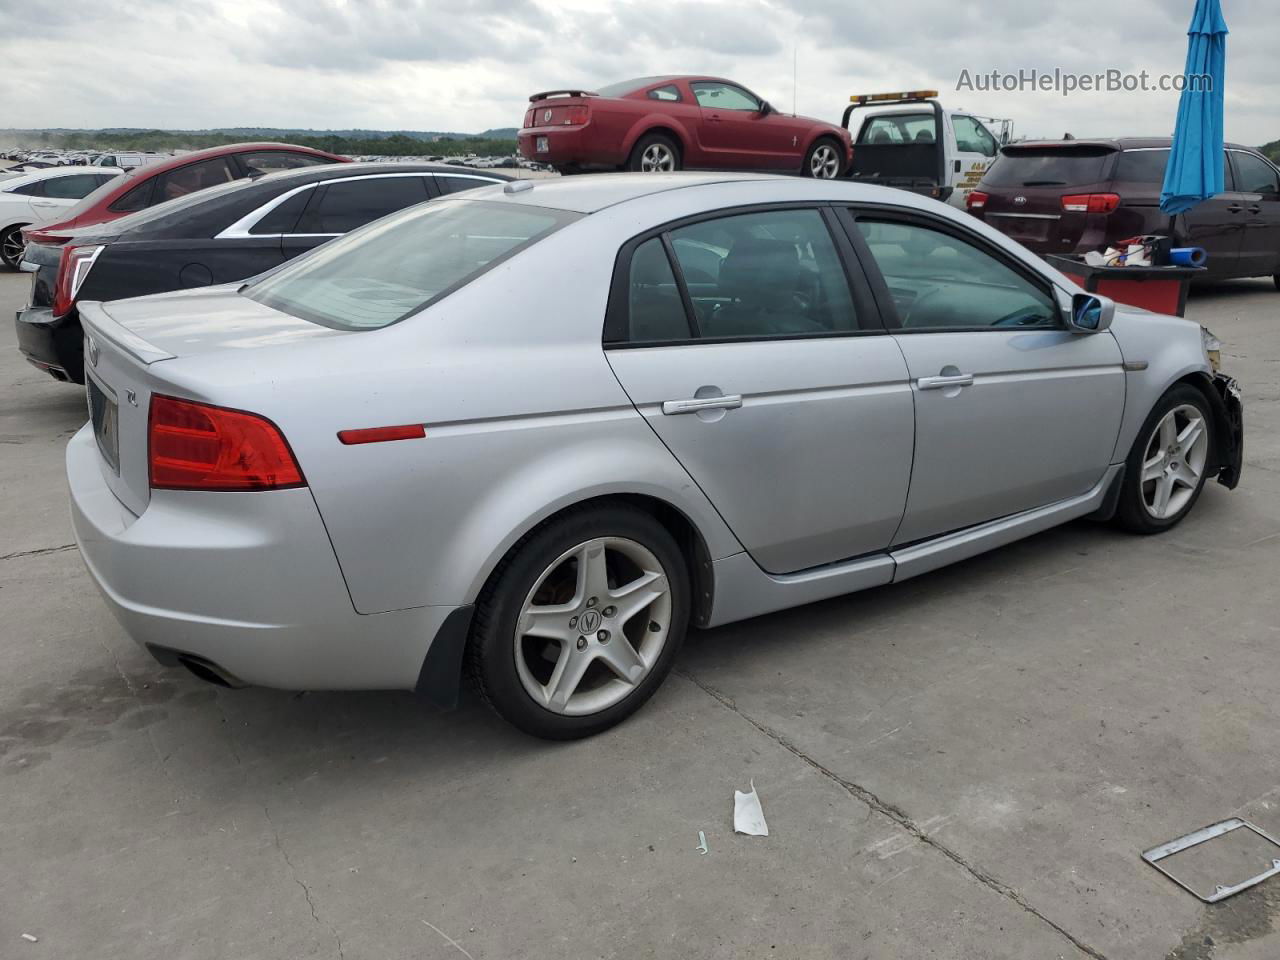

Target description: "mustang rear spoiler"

left=528, top=89, right=598, bottom=101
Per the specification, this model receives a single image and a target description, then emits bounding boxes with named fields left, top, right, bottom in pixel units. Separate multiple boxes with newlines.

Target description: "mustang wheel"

left=1, top=225, right=24, bottom=270
left=804, top=139, right=843, bottom=179
left=1115, top=384, right=1213, bottom=533
left=468, top=504, right=689, bottom=739
left=628, top=134, right=681, bottom=173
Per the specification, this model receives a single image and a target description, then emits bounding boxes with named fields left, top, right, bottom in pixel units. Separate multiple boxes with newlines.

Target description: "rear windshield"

left=596, top=77, right=667, bottom=98
left=1114, top=149, right=1170, bottom=183
left=246, top=199, right=576, bottom=330
left=983, top=147, right=1115, bottom=187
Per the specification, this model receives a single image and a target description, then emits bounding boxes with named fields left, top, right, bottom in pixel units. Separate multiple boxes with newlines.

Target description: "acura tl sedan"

left=68, top=174, right=1243, bottom=739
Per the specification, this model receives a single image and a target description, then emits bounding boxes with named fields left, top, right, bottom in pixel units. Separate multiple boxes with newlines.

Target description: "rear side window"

left=437, top=175, right=499, bottom=195
left=647, top=84, right=681, bottom=102
left=8, top=180, right=47, bottom=197
left=1115, top=150, right=1170, bottom=183
left=983, top=147, right=1114, bottom=187
left=43, top=173, right=113, bottom=200
left=238, top=151, right=333, bottom=175
left=296, top=176, right=430, bottom=233
left=625, top=239, right=691, bottom=343
left=155, top=158, right=237, bottom=202
left=249, top=188, right=313, bottom=235
left=246, top=199, right=575, bottom=330
left=109, top=179, right=155, bottom=212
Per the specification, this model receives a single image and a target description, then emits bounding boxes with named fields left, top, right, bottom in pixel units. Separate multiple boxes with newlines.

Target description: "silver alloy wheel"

left=809, top=143, right=840, bottom=179
left=1, top=228, right=23, bottom=268
left=514, top=537, right=672, bottom=716
left=639, top=143, right=676, bottom=172
left=1140, top=403, right=1209, bottom=519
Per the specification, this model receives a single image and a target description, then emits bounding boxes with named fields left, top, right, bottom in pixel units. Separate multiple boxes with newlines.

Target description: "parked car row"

left=1, top=166, right=124, bottom=269
left=39, top=168, right=1241, bottom=738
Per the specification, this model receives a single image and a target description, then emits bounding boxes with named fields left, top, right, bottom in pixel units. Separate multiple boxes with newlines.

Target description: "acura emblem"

left=87, top=336, right=100, bottom=367
left=1013, top=195, right=1028, bottom=205
left=543, top=109, right=552, bottom=122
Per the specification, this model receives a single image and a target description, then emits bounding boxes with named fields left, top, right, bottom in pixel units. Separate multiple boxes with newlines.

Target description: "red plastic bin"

left=1045, top=254, right=1205, bottom=318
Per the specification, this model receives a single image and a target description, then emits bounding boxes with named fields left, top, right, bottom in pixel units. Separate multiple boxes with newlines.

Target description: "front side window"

left=647, top=84, right=682, bottom=102
left=247, top=200, right=575, bottom=330
left=952, top=116, right=998, bottom=157
left=856, top=219, right=1057, bottom=330
left=1232, top=152, right=1280, bottom=196
left=156, top=157, right=237, bottom=202
left=691, top=82, right=760, bottom=112
left=295, top=176, right=430, bottom=234
left=238, top=151, right=333, bottom=175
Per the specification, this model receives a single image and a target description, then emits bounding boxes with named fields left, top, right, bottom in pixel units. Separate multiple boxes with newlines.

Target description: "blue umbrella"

left=1160, top=0, right=1228, bottom=214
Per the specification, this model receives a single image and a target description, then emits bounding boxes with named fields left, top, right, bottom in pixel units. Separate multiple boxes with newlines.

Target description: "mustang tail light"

left=149, top=395, right=305, bottom=491
left=52, top=244, right=103, bottom=317
left=966, top=190, right=990, bottom=210
left=563, top=106, right=589, bottom=126
left=522, top=108, right=534, bottom=129
left=1061, top=193, right=1121, bottom=214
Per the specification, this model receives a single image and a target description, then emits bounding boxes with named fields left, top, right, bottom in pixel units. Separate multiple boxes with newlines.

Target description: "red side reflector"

left=149, top=395, right=305, bottom=491
left=337, top=424, right=426, bottom=445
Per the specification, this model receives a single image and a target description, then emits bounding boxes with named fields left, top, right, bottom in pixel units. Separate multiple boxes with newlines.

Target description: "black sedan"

left=15, top=162, right=509, bottom=383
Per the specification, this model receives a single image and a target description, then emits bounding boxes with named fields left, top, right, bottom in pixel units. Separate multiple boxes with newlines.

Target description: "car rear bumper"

left=15, top=305, right=84, bottom=383
left=517, top=126, right=609, bottom=167
left=67, top=424, right=461, bottom=694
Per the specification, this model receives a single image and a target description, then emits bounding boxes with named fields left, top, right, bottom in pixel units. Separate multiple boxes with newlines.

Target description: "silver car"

left=67, top=174, right=1243, bottom=739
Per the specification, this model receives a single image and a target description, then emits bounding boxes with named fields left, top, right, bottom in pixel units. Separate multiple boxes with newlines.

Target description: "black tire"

left=1273, top=272, right=1279, bottom=292
left=467, top=504, right=690, bottom=739
left=627, top=133, right=681, bottom=173
left=803, top=137, right=844, bottom=179
left=553, top=164, right=581, bottom=176
left=1114, top=383, right=1214, bottom=534
left=1, top=224, right=25, bottom=271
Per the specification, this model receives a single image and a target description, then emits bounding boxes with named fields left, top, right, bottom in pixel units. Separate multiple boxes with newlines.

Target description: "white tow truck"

left=840, top=90, right=1010, bottom=209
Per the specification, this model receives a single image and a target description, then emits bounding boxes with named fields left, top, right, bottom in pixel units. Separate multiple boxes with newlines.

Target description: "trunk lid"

left=978, top=144, right=1118, bottom=253
left=525, top=94, right=593, bottom=128
left=77, top=287, right=347, bottom=514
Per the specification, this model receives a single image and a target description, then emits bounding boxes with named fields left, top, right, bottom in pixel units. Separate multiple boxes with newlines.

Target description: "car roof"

left=110, top=142, right=346, bottom=184
left=249, top=161, right=511, bottom=186
left=1, top=165, right=124, bottom=188
left=1005, top=137, right=1257, bottom=152
left=455, top=171, right=779, bottom=213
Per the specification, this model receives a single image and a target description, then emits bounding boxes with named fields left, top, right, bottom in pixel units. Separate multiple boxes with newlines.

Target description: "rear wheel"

left=803, top=138, right=843, bottom=179
left=627, top=133, right=681, bottom=173
left=1114, top=384, right=1214, bottom=534
left=468, top=504, right=689, bottom=739
left=1, top=225, right=25, bottom=270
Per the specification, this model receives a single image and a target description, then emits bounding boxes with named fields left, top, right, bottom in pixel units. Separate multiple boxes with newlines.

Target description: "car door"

left=948, top=115, right=1000, bottom=209
left=282, top=174, right=433, bottom=259
left=1178, top=150, right=1245, bottom=279
left=1227, top=150, right=1280, bottom=279
left=841, top=208, right=1125, bottom=545
left=689, top=81, right=788, bottom=169
left=604, top=206, right=915, bottom=574
left=22, top=173, right=112, bottom=223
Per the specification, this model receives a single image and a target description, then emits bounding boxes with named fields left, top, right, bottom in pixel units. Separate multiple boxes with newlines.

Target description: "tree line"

left=11, top=130, right=520, bottom=157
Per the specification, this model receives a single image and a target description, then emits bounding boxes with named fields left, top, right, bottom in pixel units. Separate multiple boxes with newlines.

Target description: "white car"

left=0, top=166, right=123, bottom=269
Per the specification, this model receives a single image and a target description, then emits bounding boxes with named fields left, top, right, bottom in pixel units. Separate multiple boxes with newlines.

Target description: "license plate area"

left=536, top=136, right=549, bottom=153
left=86, top=373, right=120, bottom=475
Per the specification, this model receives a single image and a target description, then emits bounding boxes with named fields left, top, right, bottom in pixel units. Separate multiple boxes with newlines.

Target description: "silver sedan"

left=67, top=174, right=1243, bottom=738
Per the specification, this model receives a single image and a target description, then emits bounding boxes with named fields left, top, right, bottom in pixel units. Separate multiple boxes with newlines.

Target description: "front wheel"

left=1114, top=384, right=1214, bottom=533
left=1, top=225, right=25, bottom=270
left=627, top=133, right=681, bottom=173
left=803, top=138, right=843, bottom=179
left=467, top=504, right=690, bottom=739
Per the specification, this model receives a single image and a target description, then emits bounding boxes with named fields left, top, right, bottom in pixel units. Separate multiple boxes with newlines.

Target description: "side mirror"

left=759, top=101, right=772, bottom=117
left=1066, top=292, right=1114, bottom=334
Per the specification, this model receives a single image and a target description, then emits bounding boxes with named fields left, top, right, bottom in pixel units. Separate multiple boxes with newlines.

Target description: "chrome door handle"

left=662, top=395, right=743, bottom=415
left=1248, top=206, right=1262, bottom=214
left=1227, top=204, right=1243, bottom=213
left=917, top=374, right=974, bottom=390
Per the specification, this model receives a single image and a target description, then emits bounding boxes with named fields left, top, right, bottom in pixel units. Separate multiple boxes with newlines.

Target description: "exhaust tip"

left=176, top=654, right=245, bottom=689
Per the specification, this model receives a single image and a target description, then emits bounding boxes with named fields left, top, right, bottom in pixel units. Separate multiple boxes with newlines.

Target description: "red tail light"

left=966, top=190, right=990, bottom=210
left=1061, top=193, right=1121, bottom=214
left=523, top=108, right=534, bottom=129
left=149, top=395, right=305, bottom=491
left=52, top=244, right=103, bottom=317
left=564, top=106, right=589, bottom=126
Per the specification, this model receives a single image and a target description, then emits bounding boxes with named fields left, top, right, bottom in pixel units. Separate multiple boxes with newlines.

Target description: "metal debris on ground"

left=696, top=830, right=708, bottom=855
left=733, top=780, right=769, bottom=837
left=21, top=933, right=38, bottom=942
left=1142, top=818, right=1280, bottom=902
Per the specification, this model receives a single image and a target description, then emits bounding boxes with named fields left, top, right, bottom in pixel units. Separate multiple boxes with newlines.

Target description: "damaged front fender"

left=1208, top=373, right=1243, bottom=490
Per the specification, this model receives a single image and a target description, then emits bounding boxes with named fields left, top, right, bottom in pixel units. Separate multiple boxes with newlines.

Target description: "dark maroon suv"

left=967, top=137, right=1280, bottom=285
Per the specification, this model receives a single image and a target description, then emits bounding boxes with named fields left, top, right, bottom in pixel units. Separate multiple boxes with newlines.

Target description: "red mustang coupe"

left=518, top=75, right=852, bottom=178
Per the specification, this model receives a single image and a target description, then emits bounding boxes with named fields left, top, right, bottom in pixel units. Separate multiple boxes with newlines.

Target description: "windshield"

left=246, top=198, right=576, bottom=331
left=983, top=147, right=1115, bottom=187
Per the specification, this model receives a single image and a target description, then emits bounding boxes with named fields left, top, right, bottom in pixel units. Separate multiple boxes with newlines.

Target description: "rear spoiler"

left=78, top=301, right=175, bottom=366
left=528, top=89, right=598, bottom=102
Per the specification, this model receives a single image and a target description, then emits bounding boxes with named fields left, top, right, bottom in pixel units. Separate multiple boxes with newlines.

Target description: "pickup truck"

left=841, top=91, right=1006, bottom=208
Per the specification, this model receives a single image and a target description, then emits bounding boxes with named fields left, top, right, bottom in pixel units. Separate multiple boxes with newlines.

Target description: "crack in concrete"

left=265, top=804, right=345, bottom=960
left=677, top=668, right=1110, bottom=960
left=1, top=543, right=76, bottom=562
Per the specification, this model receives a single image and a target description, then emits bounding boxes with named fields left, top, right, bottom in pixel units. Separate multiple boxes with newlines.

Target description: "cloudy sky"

left=1, top=0, right=1274, bottom=145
